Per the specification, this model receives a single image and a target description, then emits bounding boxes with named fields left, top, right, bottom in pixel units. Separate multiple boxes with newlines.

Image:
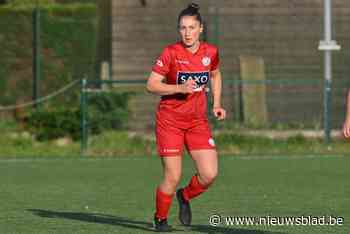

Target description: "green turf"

left=0, top=155, right=349, bottom=234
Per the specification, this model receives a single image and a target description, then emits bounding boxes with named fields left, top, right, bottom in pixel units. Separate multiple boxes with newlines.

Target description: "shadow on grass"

left=28, top=209, right=157, bottom=232
left=28, top=209, right=284, bottom=234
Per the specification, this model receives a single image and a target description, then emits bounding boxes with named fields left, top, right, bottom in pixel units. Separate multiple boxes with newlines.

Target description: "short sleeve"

left=152, top=47, right=171, bottom=76
left=211, top=48, right=220, bottom=71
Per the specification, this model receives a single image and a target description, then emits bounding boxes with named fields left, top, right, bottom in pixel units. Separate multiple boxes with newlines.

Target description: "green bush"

left=27, top=107, right=81, bottom=141
left=87, top=92, right=133, bottom=134
left=286, top=134, right=307, bottom=144
left=26, top=92, right=133, bottom=141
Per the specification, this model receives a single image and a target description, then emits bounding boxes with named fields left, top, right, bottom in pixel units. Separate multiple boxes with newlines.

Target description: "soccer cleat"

left=154, top=216, right=172, bottom=232
left=176, top=188, right=192, bottom=226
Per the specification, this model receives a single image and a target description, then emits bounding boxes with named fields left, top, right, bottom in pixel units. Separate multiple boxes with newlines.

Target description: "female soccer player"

left=146, top=3, right=226, bottom=232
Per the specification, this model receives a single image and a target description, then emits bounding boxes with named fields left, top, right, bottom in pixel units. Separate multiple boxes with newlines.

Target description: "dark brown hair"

left=177, top=3, right=202, bottom=27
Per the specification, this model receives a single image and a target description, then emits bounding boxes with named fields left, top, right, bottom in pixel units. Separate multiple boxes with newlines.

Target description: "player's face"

left=178, top=16, right=203, bottom=48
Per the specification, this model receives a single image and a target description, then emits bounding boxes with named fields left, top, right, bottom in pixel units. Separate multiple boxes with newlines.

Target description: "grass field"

left=0, top=155, right=349, bottom=234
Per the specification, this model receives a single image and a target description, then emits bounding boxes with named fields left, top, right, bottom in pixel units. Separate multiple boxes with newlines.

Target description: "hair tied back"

left=188, top=3, right=200, bottom=11
left=178, top=2, right=202, bottom=26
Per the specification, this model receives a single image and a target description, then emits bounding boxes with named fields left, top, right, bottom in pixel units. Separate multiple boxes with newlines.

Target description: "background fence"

left=80, top=78, right=350, bottom=156
left=0, top=4, right=97, bottom=115
left=0, top=3, right=97, bottom=157
left=112, top=0, right=350, bottom=131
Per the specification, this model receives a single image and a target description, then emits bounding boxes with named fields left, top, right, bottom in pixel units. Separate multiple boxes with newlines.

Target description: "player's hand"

left=213, top=106, right=226, bottom=121
left=178, top=79, right=196, bottom=94
left=342, top=119, right=350, bottom=138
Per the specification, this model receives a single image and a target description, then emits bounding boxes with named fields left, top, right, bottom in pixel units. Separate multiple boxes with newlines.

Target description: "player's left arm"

left=211, top=68, right=226, bottom=121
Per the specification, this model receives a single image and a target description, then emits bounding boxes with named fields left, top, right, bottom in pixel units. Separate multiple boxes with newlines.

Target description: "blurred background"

left=1, top=0, right=350, bottom=156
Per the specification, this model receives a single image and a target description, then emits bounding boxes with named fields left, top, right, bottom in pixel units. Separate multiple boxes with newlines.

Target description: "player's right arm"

left=147, top=46, right=196, bottom=96
left=146, top=72, right=196, bottom=96
left=343, top=90, right=350, bottom=138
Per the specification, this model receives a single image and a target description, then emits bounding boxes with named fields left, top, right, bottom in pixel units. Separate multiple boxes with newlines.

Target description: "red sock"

left=182, top=175, right=207, bottom=201
left=155, top=187, right=174, bottom=220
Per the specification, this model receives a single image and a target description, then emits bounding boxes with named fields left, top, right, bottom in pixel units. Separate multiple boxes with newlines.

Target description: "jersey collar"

left=179, top=41, right=203, bottom=56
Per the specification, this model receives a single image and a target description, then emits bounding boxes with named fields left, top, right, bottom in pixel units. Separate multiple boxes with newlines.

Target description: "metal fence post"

left=324, top=79, right=332, bottom=143
left=32, top=5, right=41, bottom=109
left=319, top=0, right=341, bottom=143
left=324, top=0, right=332, bottom=144
left=80, top=78, right=87, bottom=153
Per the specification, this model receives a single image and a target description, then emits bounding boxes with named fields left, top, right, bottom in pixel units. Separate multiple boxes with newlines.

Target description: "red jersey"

left=152, top=42, right=219, bottom=122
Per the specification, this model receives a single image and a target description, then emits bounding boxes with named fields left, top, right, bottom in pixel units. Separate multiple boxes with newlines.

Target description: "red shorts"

left=156, top=112, right=216, bottom=157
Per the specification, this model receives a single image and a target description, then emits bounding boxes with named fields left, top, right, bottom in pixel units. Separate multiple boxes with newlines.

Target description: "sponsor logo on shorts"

left=177, top=71, right=210, bottom=90
left=208, top=138, right=215, bottom=147
left=163, top=149, right=180, bottom=153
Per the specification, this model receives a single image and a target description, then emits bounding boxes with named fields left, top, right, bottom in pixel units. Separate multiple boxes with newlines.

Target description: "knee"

left=199, top=169, right=218, bottom=187
left=163, top=172, right=182, bottom=190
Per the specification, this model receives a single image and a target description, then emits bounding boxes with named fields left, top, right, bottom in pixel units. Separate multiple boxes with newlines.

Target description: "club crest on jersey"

left=177, top=71, right=210, bottom=88
left=156, top=59, right=164, bottom=67
left=202, top=56, right=211, bottom=66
